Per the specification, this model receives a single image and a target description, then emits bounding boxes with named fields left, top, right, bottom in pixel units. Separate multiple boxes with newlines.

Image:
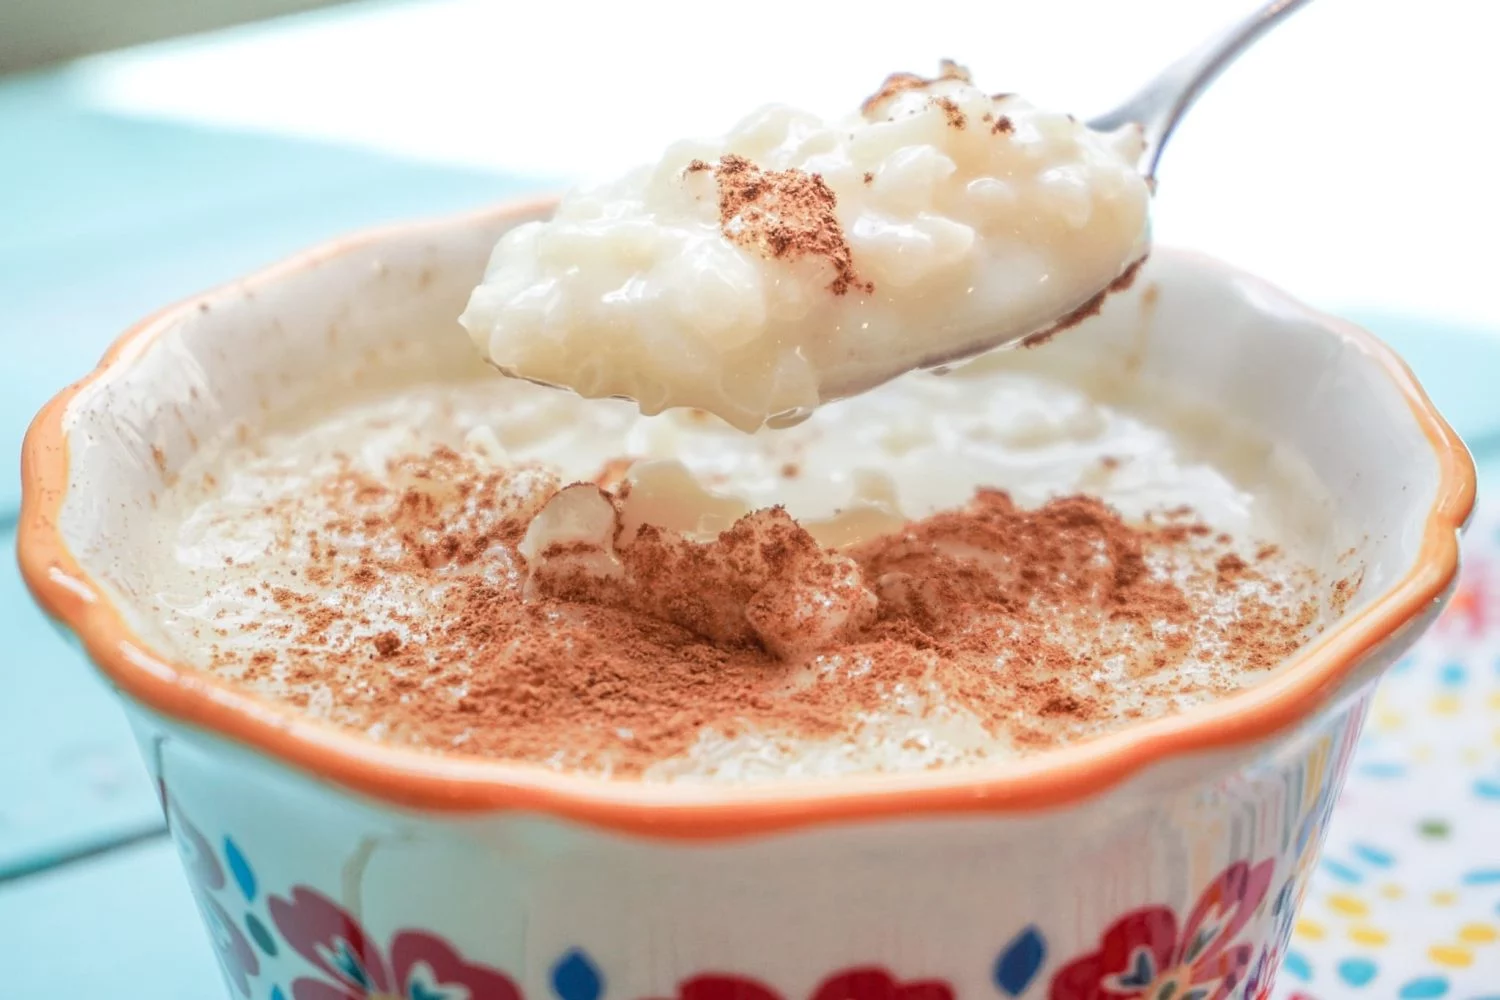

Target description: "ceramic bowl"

left=18, top=199, right=1475, bottom=1000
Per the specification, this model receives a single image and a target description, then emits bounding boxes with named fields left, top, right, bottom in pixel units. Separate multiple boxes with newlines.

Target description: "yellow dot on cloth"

left=1295, top=919, right=1326, bottom=940
left=1463, top=747, right=1484, bottom=765
left=1487, top=690, right=1500, bottom=711
left=1380, top=883, right=1405, bottom=899
left=1328, top=894, right=1370, bottom=917
left=1375, top=709, right=1404, bottom=731
left=1429, top=944, right=1474, bottom=968
left=1432, top=890, right=1459, bottom=906
left=1431, top=693, right=1462, bottom=715
left=1412, top=745, right=1435, bottom=762
left=1349, top=926, right=1390, bottom=946
left=1459, top=923, right=1500, bottom=944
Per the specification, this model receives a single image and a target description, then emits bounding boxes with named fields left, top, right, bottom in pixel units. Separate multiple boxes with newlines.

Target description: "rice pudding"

left=461, top=62, right=1150, bottom=431
left=145, top=352, right=1344, bottom=782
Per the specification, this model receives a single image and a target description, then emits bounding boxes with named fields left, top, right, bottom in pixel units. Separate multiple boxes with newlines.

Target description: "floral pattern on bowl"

left=1052, top=857, right=1274, bottom=1000
left=163, top=789, right=1347, bottom=1000
left=268, top=885, right=523, bottom=1000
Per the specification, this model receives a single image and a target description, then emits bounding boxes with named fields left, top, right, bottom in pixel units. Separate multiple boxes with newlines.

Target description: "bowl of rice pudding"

left=18, top=66, right=1475, bottom=1000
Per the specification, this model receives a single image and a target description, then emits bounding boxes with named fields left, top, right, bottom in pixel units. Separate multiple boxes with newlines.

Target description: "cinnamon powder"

left=1021, top=255, right=1148, bottom=348
left=698, top=154, right=872, bottom=296
left=933, top=97, right=967, bottom=129
left=860, top=60, right=972, bottom=118
left=220, top=446, right=1331, bottom=777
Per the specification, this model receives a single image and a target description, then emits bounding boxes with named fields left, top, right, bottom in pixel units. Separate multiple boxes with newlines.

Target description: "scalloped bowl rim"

left=16, top=198, right=1477, bottom=838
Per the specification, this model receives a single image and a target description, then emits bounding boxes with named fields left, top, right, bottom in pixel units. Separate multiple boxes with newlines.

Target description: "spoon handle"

left=1088, top=0, right=1314, bottom=181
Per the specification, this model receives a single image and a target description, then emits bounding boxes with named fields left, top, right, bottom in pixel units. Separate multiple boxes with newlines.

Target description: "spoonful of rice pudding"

left=460, top=3, right=1309, bottom=430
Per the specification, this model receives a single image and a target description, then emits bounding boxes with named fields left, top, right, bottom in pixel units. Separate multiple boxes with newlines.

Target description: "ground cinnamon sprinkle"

left=1216, top=553, right=1249, bottom=585
left=1021, top=255, right=1148, bottom=348
left=216, top=445, right=1335, bottom=778
left=860, top=59, right=971, bottom=117
left=933, top=96, right=966, bottom=129
left=702, top=154, right=872, bottom=296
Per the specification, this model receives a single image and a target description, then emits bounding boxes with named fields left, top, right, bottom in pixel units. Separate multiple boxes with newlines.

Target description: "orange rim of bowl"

left=16, top=201, right=1478, bottom=839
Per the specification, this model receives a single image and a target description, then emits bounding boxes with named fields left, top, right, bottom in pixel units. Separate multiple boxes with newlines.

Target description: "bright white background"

left=67, top=0, right=1500, bottom=331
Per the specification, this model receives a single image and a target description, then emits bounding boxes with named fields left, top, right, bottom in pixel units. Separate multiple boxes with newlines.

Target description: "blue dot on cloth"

left=1322, top=859, right=1364, bottom=883
left=1351, top=843, right=1395, bottom=867
left=1282, top=951, right=1313, bottom=981
left=1438, top=661, right=1467, bottom=686
left=1337, top=958, right=1378, bottom=987
left=1398, top=977, right=1450, bottom=999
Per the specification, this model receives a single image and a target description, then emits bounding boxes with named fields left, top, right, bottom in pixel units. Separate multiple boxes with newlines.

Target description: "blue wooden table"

left=2, top=5, right=1498, bottom=993
left=0, top=55, right=545, bottom=992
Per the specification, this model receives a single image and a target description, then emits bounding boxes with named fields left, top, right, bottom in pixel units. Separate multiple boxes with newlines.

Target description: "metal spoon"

left=1088, top=0, right=1314, bottom=184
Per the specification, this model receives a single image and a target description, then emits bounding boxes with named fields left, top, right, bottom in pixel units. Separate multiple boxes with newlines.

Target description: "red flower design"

left=1050, top=858, right=1275, bottom=1000
left=810, top=969, right=954, bottom=1000
left=165, top=798, right=260, bottom=998
left=268, top=885, right=522, bottom=1000
left=650, top=968, right=953, bottom=1000
left=661, top=977, right=780, bottom=1000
